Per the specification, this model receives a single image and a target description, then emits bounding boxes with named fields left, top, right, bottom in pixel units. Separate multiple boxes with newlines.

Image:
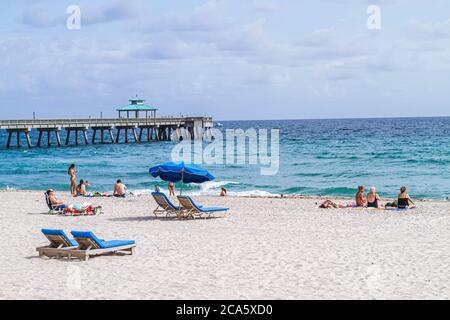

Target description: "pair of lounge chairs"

left=37, top=229, right=136, bottom=261
left=151, top=192, right=229, bottom=219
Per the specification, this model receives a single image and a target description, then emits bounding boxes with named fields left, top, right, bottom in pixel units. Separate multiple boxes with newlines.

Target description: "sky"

left=0, top=0, right=449, bottom=120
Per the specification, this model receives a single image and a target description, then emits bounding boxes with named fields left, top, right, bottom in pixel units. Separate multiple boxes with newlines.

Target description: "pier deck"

left=0, top=117, right=213, bottom=148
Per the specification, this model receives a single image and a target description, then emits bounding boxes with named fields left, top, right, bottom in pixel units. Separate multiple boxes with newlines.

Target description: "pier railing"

left=0, top=117, right=212, bottom=129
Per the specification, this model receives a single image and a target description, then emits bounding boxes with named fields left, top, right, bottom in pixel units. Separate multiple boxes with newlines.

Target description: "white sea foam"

left=226, top=190, right=280, bottom=198
left=189, top=181, right=240, bottom=196
left=131, top=181, right=280, bottom=198
left=131, top=187, right=169, bottom=196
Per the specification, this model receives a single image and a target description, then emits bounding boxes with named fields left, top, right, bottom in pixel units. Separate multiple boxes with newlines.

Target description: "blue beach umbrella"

left=149, top=161, right=215, bottom=194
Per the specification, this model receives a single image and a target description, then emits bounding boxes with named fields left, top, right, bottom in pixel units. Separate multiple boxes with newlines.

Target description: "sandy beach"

left=0, top=190, right=449, bottom=300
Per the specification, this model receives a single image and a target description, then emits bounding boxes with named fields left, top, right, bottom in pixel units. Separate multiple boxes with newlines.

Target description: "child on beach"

left=355, top=186, right=367, bottom=207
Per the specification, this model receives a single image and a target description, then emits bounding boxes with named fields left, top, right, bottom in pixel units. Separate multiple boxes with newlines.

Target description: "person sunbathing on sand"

left=77, top=180, right=110, bottom=197
left=398, top=186, right=416, bottom=209
left=319, top=199, right=339, bottom=209
left=114, top=179, right=127, bottom=198
left=76, top=179, right=89, bottom=196
left=356, top=185, right=367, bottom=207
left=367, top=187, right=381, bottom=208
left=320, top=186, right=368, bottom=209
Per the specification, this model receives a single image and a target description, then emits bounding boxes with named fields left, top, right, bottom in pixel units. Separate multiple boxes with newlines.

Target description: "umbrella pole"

left=180, top=170, right=184, bottom=195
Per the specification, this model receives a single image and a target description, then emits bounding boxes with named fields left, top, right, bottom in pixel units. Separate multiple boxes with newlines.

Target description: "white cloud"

left=143, top=0, right=233, bottom=33
left=6, top=0, right=450, bottom=119
left=404, top=19, right=450, bottom=42
left=21, top=0, right=141, bottom=28
left=251, top=0, right=284, bottom=13
left=82, top=0, right=141, bottom=26
left=21, top=6, right=53, bottom=28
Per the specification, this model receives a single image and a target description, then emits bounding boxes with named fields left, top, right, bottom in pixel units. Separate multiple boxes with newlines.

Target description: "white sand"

left=0, top=190, right=449, bottom=300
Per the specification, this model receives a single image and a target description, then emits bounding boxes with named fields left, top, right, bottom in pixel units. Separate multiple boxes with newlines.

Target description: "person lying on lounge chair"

left=47, top=189, right=68, bottom=211
left=46, top=189, right=102, bottom=215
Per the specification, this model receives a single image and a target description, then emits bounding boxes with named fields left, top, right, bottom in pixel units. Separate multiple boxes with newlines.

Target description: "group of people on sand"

left=320, top=185, right=415, bottom=209
left=68, top=164, right=130, bottom=198
left=43, top=164, right=135, bottom=214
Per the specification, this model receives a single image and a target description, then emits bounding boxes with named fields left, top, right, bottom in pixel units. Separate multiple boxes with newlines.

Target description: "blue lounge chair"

left=151, top=192, right=181, bottom=217
left=177, top=195, right=229, bottom=219
left=69, top=231, right=136, bottom=261
left=36, top=229, right=78, bottom=258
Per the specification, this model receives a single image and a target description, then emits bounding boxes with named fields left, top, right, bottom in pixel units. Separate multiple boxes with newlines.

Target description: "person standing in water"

left=68, top=164, right=77, bottom=196
left=220, top=187, right=227, bottom=197
left=168, top=181, right=175, bottom=196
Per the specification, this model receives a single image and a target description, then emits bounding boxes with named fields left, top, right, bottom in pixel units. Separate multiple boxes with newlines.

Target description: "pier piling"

left=65, top=130, right=71, bottom=146
left=25, top=131, right=32, bottom=148
left=55, top=131, right=61, bottom=146
left=6, top=129, right=32, bottom=148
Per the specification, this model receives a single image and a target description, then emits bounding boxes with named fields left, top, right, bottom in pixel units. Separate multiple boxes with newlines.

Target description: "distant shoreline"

left=1, top=188, right=447, bottom=203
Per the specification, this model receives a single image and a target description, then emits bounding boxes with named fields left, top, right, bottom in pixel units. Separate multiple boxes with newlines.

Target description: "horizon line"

left=215, top=115, right=450, bottom=122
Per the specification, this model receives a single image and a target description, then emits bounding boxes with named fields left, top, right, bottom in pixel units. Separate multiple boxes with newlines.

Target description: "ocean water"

left=0, top=117, right=448, bottom=200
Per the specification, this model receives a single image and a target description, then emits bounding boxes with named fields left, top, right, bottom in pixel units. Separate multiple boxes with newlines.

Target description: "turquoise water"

left=0, top=117, right=449, bottom=199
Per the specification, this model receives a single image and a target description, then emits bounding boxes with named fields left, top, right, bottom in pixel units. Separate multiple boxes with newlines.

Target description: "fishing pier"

left=0, top=96, right=213, bottom=148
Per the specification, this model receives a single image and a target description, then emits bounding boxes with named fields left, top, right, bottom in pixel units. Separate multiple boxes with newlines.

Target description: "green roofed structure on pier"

left=117, top=95, right=158, bottom=119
